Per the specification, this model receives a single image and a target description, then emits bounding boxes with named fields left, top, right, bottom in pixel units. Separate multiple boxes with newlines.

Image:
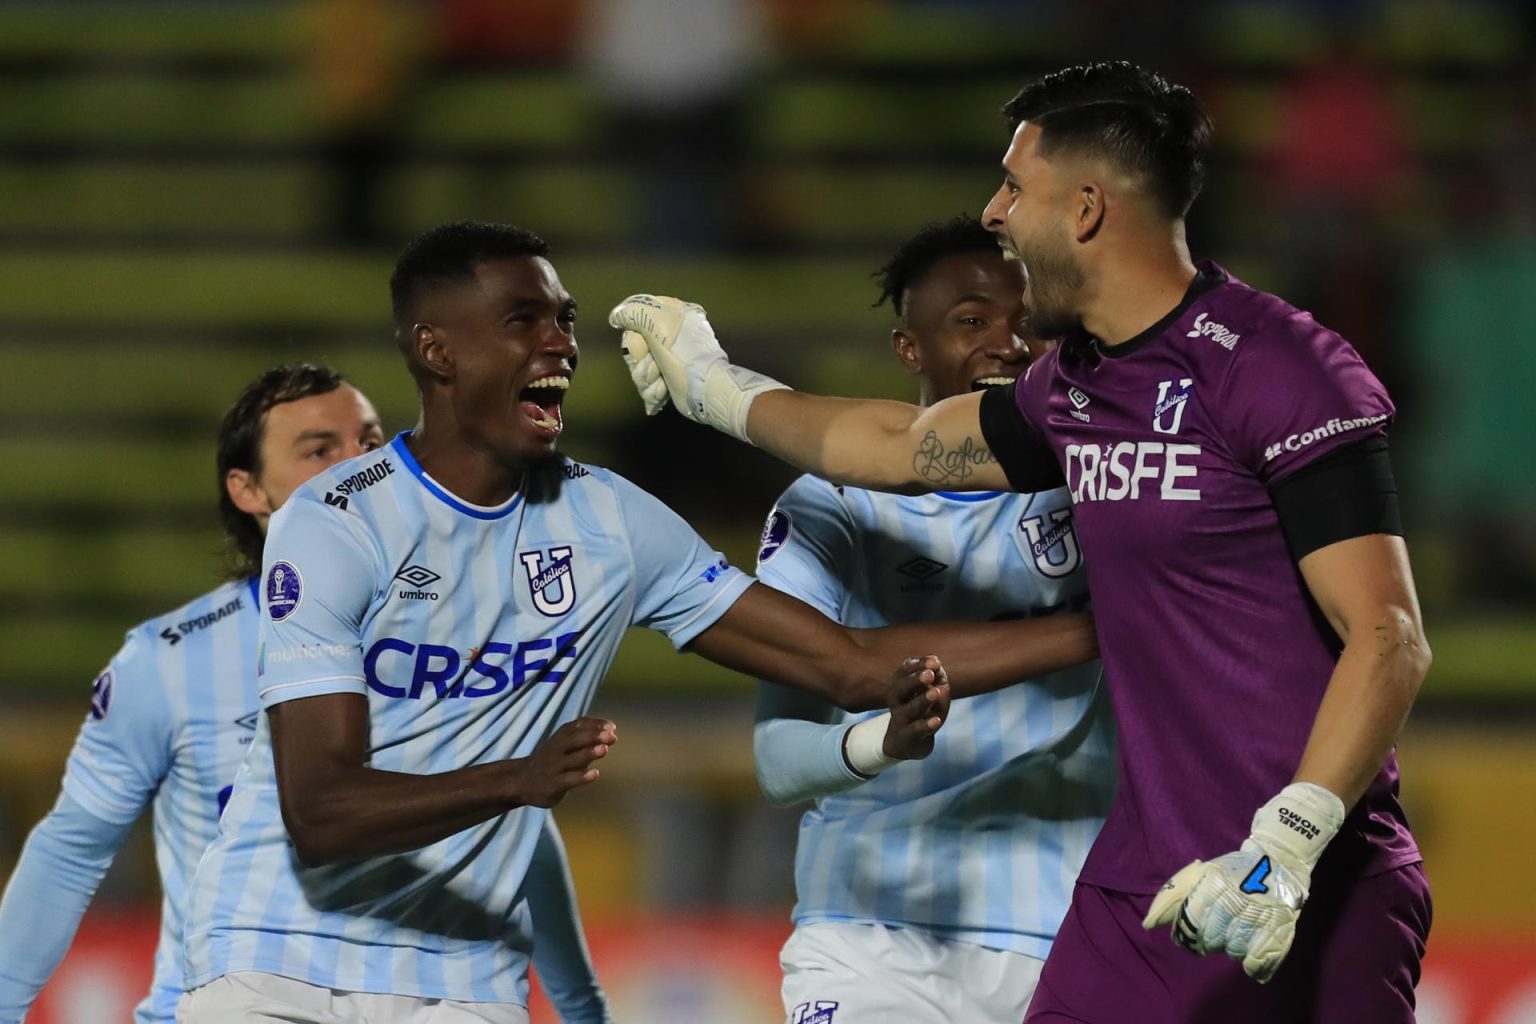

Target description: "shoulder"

left=525, top=459, right=689, bottom=543
left=97, top=578, right=250, bottom=713
left=773, top=473, right=849, bottom=511
left=291, top=446, right=406, bottom=518
left=130, top=578, right=254, bottom=655
left=527, top=457, right=642, bottom=513
left=1192, top=269, right=1354, bottom=370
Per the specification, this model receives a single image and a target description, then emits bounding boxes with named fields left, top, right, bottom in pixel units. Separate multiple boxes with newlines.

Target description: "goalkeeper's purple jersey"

left=1005, top=262, right=1420, bottom=895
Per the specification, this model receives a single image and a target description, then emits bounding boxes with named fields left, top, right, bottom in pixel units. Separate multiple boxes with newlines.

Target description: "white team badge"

left=791, top=1001, right=839, bottom=1024
left=1153, top=378, right=1194, bottom=435
left=1017, top=507, right=1083, bottom=579
left=519, top=546, right=577, bottom=617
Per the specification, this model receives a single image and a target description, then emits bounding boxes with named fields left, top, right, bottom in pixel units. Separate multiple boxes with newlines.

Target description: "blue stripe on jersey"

left=183, top=441, right=752, bottom=1002
left=52, top=578, right=261, bottom=1023
left=756, top=475, right=1114, bottom=958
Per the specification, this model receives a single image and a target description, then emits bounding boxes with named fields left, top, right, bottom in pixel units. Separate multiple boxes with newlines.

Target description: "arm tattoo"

left=912, top=431, right=997, bottom=485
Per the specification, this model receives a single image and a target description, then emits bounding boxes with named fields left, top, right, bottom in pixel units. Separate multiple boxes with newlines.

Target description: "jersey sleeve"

left=752, top=475, right=854, bottom=619
left=60, top=630, right=174, bottom=826
left=526, top=815, right=612, bottom=1024
left=1215, top=317, right=1395, bottom=485
left=609, top=474, right=754, bottom=648
left=980, top=366, right=1064, bottom=492
left=256, top=492, right=380, bottom=708
left=0, top=792, right=135, bottom=1019
left=752, top=477, right=865, bottom=804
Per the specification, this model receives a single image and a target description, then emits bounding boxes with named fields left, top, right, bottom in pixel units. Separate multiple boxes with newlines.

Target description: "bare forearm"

left=747, top=390, right=926, bottom=490
left=852, top=612, right=1098, bottom=703
left=1294, top=618, right=1429, bottom=807
left=282, top=760, right=520, bottom=866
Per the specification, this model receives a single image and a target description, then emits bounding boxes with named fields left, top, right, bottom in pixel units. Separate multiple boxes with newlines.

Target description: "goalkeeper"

left=610, top=61, right=1431, bottom=1023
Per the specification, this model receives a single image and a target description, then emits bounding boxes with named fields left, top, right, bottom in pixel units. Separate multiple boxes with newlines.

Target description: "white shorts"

left=176, top=971, right=530, bottom=1024
left=779, top=920, right=1044, bottom=1024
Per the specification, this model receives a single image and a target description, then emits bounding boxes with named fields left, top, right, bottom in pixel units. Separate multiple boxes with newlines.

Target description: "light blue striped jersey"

left=755, top=476, right=1114, bottom=959
left=62, top=577, right=260, bottom=1023
left=182, top=432, right=752, bottom=1003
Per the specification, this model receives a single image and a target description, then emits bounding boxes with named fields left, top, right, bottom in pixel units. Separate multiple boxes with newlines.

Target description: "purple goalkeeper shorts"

left=1025, top=862, right=1431, bottom=1023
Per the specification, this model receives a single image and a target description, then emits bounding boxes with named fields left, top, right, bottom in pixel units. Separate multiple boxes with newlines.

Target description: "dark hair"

left=389, top=220, right=550, bottom=329
left=1002, top=61, right=1212, bottom=218
left=216, top=363, right=349, bottom=580
left=874, top=215, right=1001, bottom=320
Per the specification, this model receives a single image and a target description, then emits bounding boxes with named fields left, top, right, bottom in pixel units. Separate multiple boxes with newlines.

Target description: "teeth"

left=974, top=376, right=1017, bottom=387
left=529, top=409, right=559, bottom=429
left=526, top=375, right=570, bottom=390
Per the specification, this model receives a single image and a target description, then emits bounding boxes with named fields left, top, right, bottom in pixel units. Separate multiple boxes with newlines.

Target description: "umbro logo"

left=394, top=564, right=442, bottom=601
left=234, top=711, right=259, bottom=731
left=896, top=556, right=947, bottom=580
left=896, top=556, right=947, bottom=592
left=395, top=565, right=442, bottom=588
left=1067, top=387, right=1091, bottom=423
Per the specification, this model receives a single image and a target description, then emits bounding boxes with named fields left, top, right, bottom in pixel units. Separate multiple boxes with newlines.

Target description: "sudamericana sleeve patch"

left=88, top=669, right=113, bottom=721
left=757, top=508, right=792, bottom=564
left=266, top=560, right=303, bottom=621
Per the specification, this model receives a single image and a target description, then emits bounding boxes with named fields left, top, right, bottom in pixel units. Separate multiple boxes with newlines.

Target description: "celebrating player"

left=611, top=61, right=1431, bottom=1022
left=753, top=217, right=1113, bottom=1024
left=176, top=222, right=1099, bottom=1023
left=0, top=365, right=613, bottom=1024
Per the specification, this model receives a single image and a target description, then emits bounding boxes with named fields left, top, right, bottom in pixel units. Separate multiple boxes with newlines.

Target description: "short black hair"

left=1002, top=61, right=1212, bottom=218
left=216, top=363, right=349, bottom=580
left=389, top=220, right=550, bottom=329
left=874, top=215, right=1001, bottom=320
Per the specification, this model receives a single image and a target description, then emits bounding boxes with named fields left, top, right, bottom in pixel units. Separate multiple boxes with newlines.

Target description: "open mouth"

left=519, top=374, right=569, bottom=436
left=971, top=376, right=1018, bottom=392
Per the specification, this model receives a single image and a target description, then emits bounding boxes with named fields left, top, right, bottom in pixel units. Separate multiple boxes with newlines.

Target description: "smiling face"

left=894, top=249, right=1038, bottom=404
left=225, top=383, right=385, bottom=528
left=981, top=121, right=1087, bottom=339
left=414, top=255, right=579, bottom=465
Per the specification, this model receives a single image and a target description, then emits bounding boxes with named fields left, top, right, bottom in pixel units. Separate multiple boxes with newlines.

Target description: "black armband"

left=1269, top=435, right=1403, bottom=561
left=978, top=385, right=1064, bottom=493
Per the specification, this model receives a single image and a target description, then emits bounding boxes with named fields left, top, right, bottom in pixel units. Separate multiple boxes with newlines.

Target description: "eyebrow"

left=291, top=429, right=341, bottom=447
left=949, top=292, right=995, bottom=307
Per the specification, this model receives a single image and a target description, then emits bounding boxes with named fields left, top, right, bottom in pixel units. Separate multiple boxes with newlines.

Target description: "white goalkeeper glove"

left=608, top=294, right=788, bottom=444
left=1142, top=781, right=1346, bottom=983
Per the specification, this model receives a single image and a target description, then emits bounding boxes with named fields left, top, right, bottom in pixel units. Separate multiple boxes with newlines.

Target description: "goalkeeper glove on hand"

left=1141, top=781, right=1346, bottom=983
left=608, top=294, right=788, bottom=444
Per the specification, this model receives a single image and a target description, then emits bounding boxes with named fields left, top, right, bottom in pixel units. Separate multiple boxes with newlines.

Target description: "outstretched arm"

left=688, top=581, right=1095, bottom=712
left=0, top=794, right=134, bottom=1021
left=748, top=389, right=1011, bottom=494
left=611, top=295, right=1016, bottom=493
left=755, top=657, right=950, bottom=805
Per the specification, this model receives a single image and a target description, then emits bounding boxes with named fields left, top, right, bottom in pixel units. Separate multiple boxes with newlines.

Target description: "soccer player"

left=610, top=62, right=1432, bottom=1022
left=176, top=222, right=1099, bottom=1024
left=0, top=365, right=613, bottom=1024
left=753, top=217, right=1114, bottom=1024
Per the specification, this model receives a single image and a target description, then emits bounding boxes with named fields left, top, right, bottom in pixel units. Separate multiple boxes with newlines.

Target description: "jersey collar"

left=390, top=432, right=524, bottom=520
left=1093, top=261, right=1226, bottom=360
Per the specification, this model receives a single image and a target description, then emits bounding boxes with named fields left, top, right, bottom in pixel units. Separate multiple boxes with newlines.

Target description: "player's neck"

left=404, top=418, right=525, bottom=507
left=1080, top=223, right=1198, bottom=348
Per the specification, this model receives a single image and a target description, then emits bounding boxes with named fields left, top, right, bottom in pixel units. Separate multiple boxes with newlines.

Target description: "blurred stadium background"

left=1, top=0, right=1534, bottom=1020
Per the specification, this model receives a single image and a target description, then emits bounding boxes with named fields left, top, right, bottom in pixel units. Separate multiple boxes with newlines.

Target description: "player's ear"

left=226, top=468, right=273, bottom=517
left=892, top=329, right=922, bottom=376
left=1075, top=180, right=1106, bottom=243
left=413, top=323, right=453, bottom=380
